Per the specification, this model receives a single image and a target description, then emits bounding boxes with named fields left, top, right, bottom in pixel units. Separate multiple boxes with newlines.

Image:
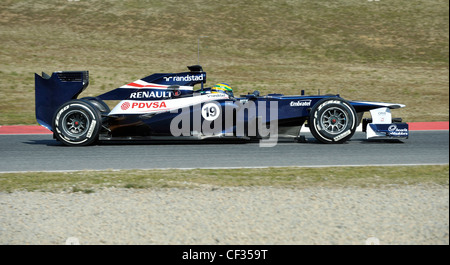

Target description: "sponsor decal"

left=163, top=74, right=204, bottom=82
left=110, top=94, right=226, bottom=115
left=129, top=91, right=172, bottom=99
left=130, top=101, right=167, bottom=109
left=121, top=102, right=130, bottom=110
left=86, top=120, right=96, bottom=138
left=369, top=123, right=409, bottom=137
left=387, top=124, right=408, bottom=136
left=290, top=100, right=312, bottom=107
left=377, top=111, right=387, bottom=122
left=117, top=101, right=168, bottom=113
left=206, top=93, right=227, bottom=98
left=389, top=130, right=408, bottom=136
left=55, top=105, right=70, bottom=127
left=388, top=124, right=397, bottom=131
left=333, top=129, right=351, bottom=141
left=317, top=100, right=340, bottom=111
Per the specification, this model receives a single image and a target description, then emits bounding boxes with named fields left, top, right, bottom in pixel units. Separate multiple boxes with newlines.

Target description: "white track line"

left=0, top=163, right=447, bottom=174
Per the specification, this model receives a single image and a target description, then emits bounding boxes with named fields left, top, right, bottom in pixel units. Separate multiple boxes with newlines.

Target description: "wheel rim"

left=320, top=107, right=348, bottom=134
left=61, top=110, right=90, bottom=137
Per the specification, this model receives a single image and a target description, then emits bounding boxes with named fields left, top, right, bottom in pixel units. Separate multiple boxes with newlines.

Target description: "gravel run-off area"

left=1, top=185, right=448, bottom=245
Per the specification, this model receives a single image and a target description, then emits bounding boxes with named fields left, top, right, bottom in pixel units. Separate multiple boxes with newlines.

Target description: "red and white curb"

left=0, top=125, right=53, bottom=135
left=0, top=121, right=448, bottom=135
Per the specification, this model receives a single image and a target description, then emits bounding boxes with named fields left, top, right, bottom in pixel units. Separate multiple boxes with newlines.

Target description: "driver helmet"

left=211, top=83, right=233, bottom=97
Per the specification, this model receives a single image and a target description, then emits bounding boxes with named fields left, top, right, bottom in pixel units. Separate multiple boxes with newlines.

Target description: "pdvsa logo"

left=121, top=101, right=167, bottom=110
left=121, top=102, right=131, bottom=110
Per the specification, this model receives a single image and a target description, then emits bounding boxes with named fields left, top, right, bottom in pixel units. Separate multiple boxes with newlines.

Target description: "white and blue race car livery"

left=35, top=65, right=408, bottom=146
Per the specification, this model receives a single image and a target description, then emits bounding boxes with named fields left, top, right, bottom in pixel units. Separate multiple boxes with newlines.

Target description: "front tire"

left=309, top=97, right=357, bottom=144
left=52, top=100, right=102, bottom=146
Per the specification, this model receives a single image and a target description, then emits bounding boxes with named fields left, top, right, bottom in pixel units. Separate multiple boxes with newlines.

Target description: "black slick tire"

left=309, top=97, right=357, bottom=144
left=52, top=99, right=102, bottom=146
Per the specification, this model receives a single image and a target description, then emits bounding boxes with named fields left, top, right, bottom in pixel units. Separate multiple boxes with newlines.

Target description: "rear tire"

left=80, top=97, right=110, bottom=113
left=309, top=97, right=357, bottom=144
left=52, top=100, right=102, bottom=146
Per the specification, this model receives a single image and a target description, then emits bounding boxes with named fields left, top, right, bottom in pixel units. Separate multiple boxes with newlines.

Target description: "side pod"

left=35, top=71, right=89, bottom=131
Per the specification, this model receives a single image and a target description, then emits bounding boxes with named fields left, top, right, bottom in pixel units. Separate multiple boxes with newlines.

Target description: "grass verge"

left=0, top=165, right=448, bottom=193
left=0, top=0, right=448, bottom=124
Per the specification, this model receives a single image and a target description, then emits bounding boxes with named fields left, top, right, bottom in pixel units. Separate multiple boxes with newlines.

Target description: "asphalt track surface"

left=0, top=131, right=448, bottom=173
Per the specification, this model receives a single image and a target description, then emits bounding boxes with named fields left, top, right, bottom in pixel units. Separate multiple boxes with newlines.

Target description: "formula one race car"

left=35, top=65, right=409, bottom=146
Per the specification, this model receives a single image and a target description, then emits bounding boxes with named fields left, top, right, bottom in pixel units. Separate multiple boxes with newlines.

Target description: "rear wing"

left=35, top=71, right=89, bottom=131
